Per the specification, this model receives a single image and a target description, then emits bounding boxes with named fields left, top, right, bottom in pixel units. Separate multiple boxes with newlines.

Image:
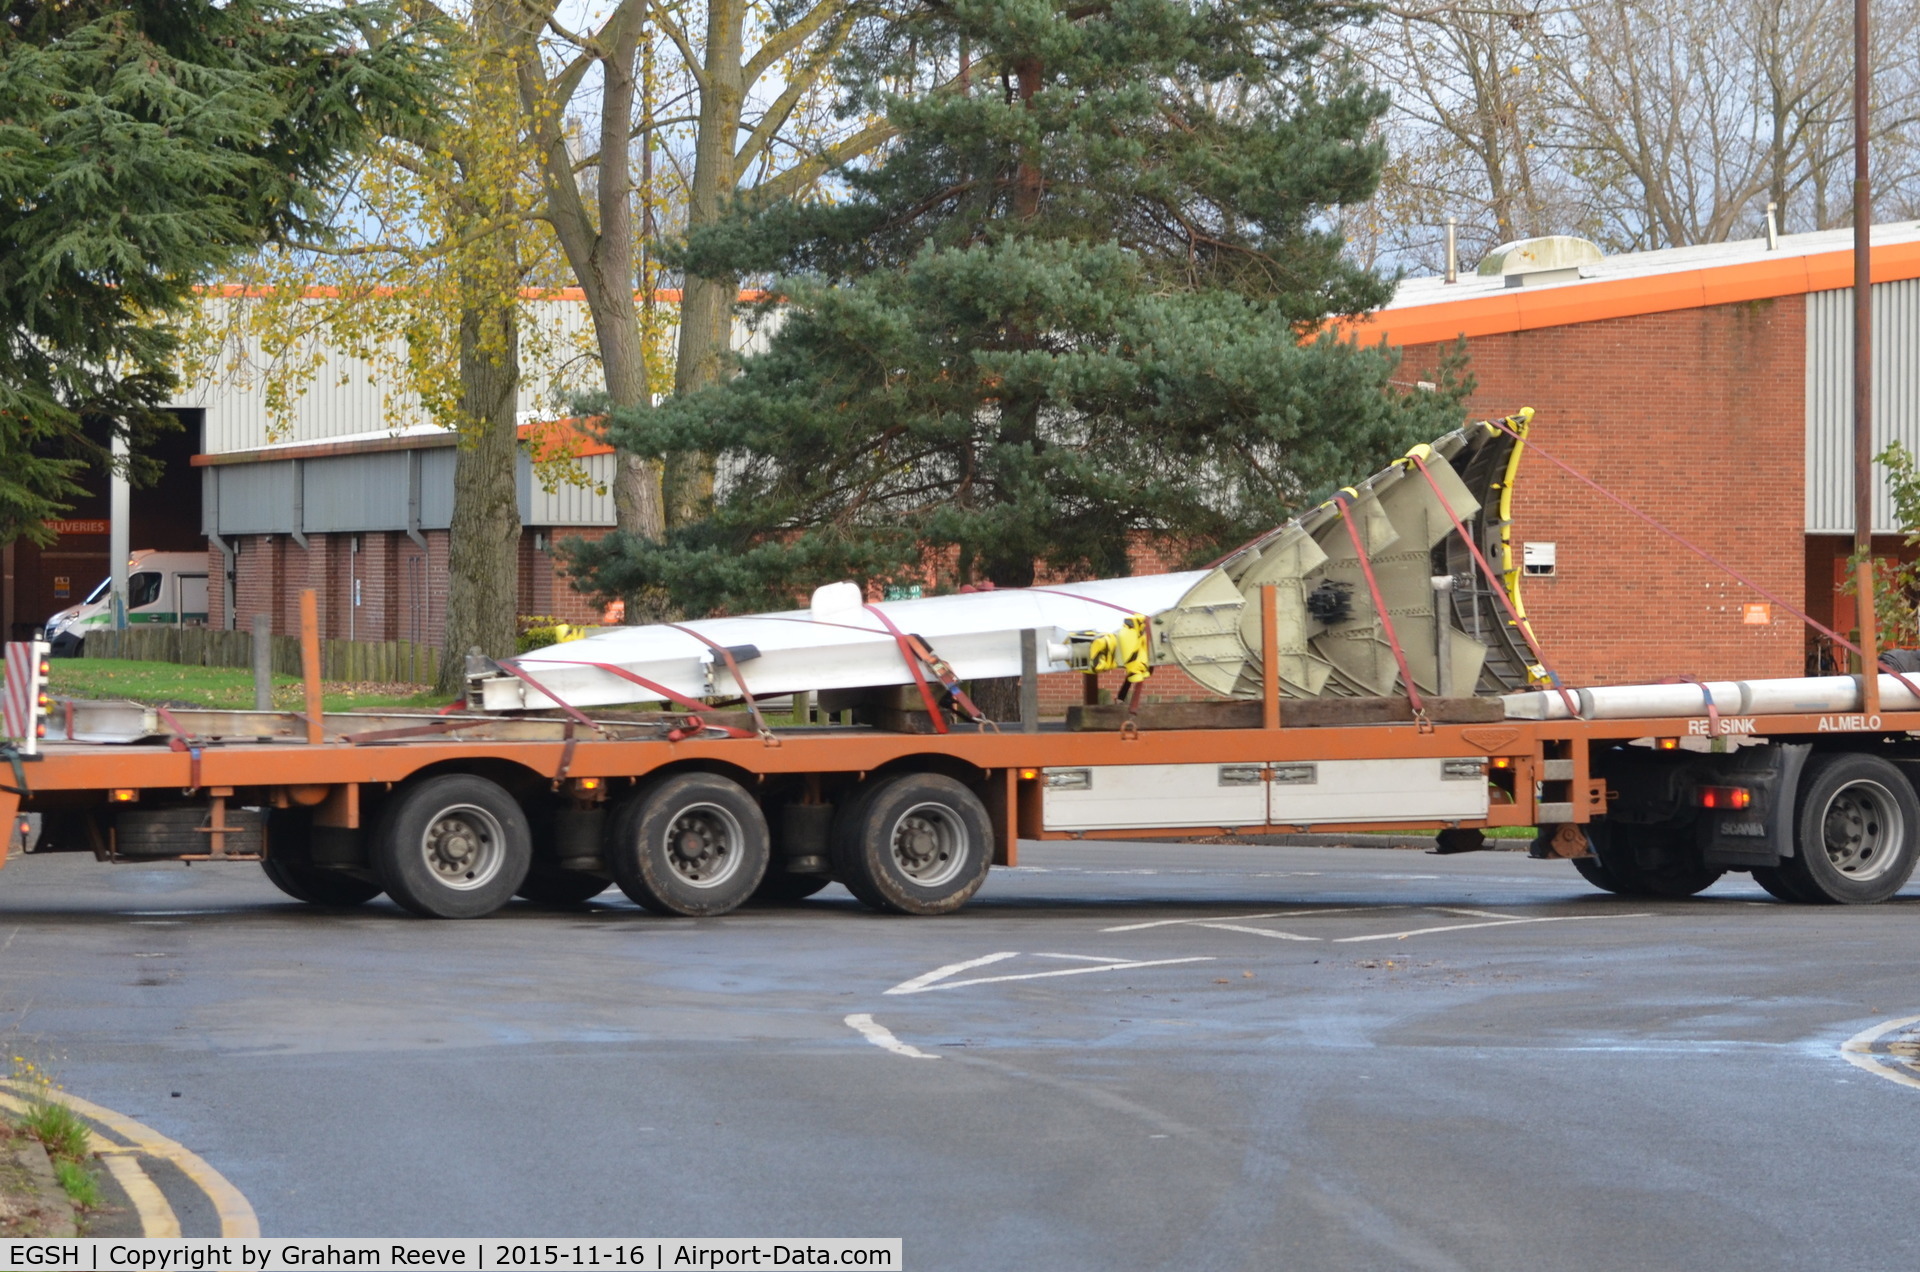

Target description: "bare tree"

left=1350, top=0, right=1920, bottom=268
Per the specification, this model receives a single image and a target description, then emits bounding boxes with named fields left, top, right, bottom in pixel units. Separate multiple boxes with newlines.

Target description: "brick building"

left=1349, top=222, right=1920, bottom=688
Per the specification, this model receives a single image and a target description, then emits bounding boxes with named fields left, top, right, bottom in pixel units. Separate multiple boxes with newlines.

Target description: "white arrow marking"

left=884, top=951, right=1022, bottom=995
left=1334, top=913, right=1653, bottom=942
left=844, top=1014, right=941, bottom=1060
left=1102, top=907, right=1382, bottom=933
left=885, top=955, right=1213, bottom=995
left=1193, top=922, right=1320, bottom=942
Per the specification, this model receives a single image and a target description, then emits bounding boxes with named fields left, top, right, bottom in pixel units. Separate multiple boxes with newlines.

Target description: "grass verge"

left=3, top=1060, right=103, bottom=1230
left=45, top=658, right=447, bottom=712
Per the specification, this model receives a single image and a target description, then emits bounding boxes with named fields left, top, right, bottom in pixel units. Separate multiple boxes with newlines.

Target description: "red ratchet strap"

left=665, top=623, right=777, bottom=741
left=1332, top=493, right=1427, bottom=718
left=523, top=657, right=757, bottom=740
left=1021, top=586, right=1140, bottom=615
left=154, top=704, right=206, bottom=790
left=1662, top=676, right=1721, bottom=735
left=862, top=605, right=949, bottom=733
left=490, top=660, right=606, bottom=733
left=1485, top=418, right=1920, bottom=706
left=1406, top=452, right=1582, bottom=719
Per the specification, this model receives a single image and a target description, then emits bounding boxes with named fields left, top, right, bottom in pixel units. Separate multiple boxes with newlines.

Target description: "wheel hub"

left=1821, top=781, right=1902, bottom=881
left=664, top=805, right=741, bottom=887
left=420, top=805, right=505, bottom=890
left=888, top=803, right=967, bottom=888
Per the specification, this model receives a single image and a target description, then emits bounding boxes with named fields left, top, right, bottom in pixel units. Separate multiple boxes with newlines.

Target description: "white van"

left=45, top=550, right=211, bottom=656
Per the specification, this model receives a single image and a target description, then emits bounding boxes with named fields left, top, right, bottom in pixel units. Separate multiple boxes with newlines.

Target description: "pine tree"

left=570, top=0, right=1468, bottom=615
left=0, top=0, right=442, bottom=546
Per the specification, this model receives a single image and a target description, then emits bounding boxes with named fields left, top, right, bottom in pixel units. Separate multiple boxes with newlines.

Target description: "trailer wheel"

left=1583, top=821, right=1724, bottom=898
left=261, top=810, right=382, bottom=907
left=515, top=862, right=610, bottom=906
left=1781, top=752, right=1920, bottom=904
left=372, top=774, right=532, bottom=918
left=831, top=773, right=993, bottom=915
left=607, top=774, right=769, bottom=917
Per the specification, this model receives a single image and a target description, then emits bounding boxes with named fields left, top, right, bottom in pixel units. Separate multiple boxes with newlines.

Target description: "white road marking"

left=1841, top=1015, right=1920, bottom=1092
left=886, top=957, right=1214, bottom=995
left=1334, top=913, right=1653, bottom=942
left=103, top=1154, right=182, bottom=1237
left=1102, top=907, right=1382, bottom=933
left=1192, top=923, right=1320, bottom=942
left=844, top=1013, right=941, bottom=1060
left=884, top=951, right=1021, bottom=995
left=1031, top=953, right=1132, bottom=964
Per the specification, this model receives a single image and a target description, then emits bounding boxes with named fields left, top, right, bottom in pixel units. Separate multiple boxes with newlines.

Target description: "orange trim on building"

left=193, top=418, right=617, bottom=467
left=1337, top=239, right=1920, bottom=347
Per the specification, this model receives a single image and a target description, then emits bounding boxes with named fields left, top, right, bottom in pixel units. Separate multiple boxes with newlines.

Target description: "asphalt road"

left=1, top=842, right=1918, bottom=1269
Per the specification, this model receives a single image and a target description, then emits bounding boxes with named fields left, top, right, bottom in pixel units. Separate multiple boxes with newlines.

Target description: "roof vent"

left=1476, top=236, right=1604, bottom=288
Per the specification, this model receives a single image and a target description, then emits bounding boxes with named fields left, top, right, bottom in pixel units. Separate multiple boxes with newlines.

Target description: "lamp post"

left=1852, top=0, right=1877, bottom=712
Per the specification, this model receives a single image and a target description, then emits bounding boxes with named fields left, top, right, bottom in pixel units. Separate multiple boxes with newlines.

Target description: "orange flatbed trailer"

left=7, top=679, right=1917, bottom=916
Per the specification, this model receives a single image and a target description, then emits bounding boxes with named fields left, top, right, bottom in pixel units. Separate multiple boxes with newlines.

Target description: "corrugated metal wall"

left=1806, top=278, right=1920, bottom=533
left=418, top=449, right=457, bottom=530
left=203, top=461, right=296, bottom=535
left=177, top=299, right=605, bottom=455
left=528, top=451, right=616, bottom=526
left=206, top=446, right=610, bottom=536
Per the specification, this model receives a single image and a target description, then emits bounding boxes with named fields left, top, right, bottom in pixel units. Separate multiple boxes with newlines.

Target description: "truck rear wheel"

left=372, top=774, right=532, bottom=918
left=1582, top=821, right=1723, bottom=898
left=261, top=809, right=382, bottom=907
left=1750, top=866, right=1812, bottom=903
left=830, top=773, right=993, bottom=915
left=1780, top=752, right=1920, bottom=904
left=607, top=774, right=769, bottom=917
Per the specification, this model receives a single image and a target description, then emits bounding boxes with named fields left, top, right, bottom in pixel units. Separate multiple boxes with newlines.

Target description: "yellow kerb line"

left=0, top=1079, right=259, bottom=1236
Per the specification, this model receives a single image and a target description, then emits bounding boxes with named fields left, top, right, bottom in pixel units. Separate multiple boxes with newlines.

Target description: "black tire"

left=371, top=774, right=532, bottom=918
left=607, top=773, right=769, bottom=916
left=830, top=773, right=994, bottom=915
left=259, top=808, right=383, bottom=907
left=748, top=870, right=834, bottom=905
left=1586, top=820, right=1725, bottom=899
left=1571, top=853, right=1632, bottom=895
left=1750, top=865, right=1812, bottom=903
left=515, top=862, right=611, bottom=906
left=1780, top=752, right=1920, bottom=904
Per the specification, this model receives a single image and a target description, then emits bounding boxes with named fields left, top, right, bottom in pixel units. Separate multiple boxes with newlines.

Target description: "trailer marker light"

left=1490, top=756, right=1512, bottom=769
left=109, top=789, right=136, bottom=802
left=1696, top=785, right=1752, bottom=810
left=576, top=777, right=602, bottom=791
left=1657, top=737, right=1680, bottom=750
left=1019, top=768, right=1039, bottom=781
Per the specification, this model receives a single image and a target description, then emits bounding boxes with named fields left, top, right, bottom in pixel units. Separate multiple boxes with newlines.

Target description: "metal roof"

left=1348, top=221, right=1920, bottom=346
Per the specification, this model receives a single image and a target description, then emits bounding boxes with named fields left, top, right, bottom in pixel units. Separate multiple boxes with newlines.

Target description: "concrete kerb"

left=1, top=1131, right=77, bottom=1239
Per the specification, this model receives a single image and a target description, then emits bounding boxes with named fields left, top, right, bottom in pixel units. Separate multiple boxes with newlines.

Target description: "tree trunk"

left=664, top=0, right=747, bottom=530
left=438, top=289, right=522, bottom=695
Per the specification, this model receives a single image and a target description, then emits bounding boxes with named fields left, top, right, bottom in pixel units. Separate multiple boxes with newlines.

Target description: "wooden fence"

left=85, top=627, right=438, bottom=685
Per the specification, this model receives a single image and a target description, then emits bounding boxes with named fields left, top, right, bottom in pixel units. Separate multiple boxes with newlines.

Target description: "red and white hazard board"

left=3, top=640, right=51, bottom=755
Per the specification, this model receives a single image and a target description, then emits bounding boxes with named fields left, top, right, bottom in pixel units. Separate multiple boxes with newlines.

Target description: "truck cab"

left=44, top=550, right=210, bottom=656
